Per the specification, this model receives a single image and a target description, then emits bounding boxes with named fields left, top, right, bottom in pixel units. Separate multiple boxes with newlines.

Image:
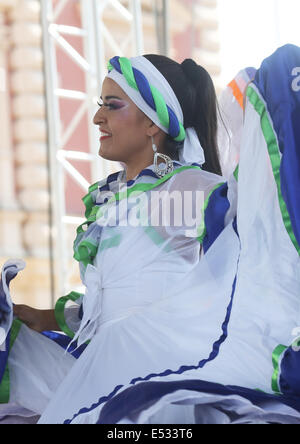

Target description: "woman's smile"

left=99, top=130, right=112, bottom=142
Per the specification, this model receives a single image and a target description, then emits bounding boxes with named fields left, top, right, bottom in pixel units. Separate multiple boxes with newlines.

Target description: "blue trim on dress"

left=107, top=172, right=120, bottom=183
left=0, top=334, right=10, bottom=385
left=126, top=169, right=158, bottom=187
left=279, top=345, right=300, bottom=397
left=64, top=220, right=241, bottom=424
left=245, top=67, right=257, bottom=81
left=203, top=183, right=230, bottom=253
left=98, top=378, right=300, bottom=424
left=251, top=46, right=300, bottom=398
left=97, top=163, right=192, bottom=207
left=41, top=331, right=87, bottom=359
left=99, top=184, right=110, bottom=192
left=0, top=265, right=19, bottom=385
left=99, top=168, right=158, bottom=193
left=99, top=161, right=194, bottom=194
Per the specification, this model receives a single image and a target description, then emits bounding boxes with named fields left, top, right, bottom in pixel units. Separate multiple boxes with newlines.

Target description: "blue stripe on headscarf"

left=133, top=67, right=156, bottom=109
left=167, top=107, right=181, bottom=139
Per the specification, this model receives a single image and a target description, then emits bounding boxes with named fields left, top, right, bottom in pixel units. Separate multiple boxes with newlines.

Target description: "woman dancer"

left=1, top=46, right=300, bottom=424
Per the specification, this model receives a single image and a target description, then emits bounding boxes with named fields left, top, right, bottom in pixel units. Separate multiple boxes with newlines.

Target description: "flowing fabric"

left=0, top=44, right=300, bottom=424
left=217, top=66, right=256, bottom=179
left=92, top=44, right=300, bottom=425
left=0, top=261, right=25, bottom=398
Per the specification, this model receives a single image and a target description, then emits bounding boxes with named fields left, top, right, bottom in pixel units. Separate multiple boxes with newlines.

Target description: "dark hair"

left=143, top=54, right=222, bottom=176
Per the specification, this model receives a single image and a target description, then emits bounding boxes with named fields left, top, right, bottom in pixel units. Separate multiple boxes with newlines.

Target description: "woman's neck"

left=125, top=158, right=154, bottom=182
left=125, top=165, right=151, bottom=182
left=124, top=136, right=169, bottom=181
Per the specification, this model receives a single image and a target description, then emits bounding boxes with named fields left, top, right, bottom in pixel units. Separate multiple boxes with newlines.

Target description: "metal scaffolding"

left=153, top=0, right=170, bottom=56
left=41, top=0, right=144, bottom=304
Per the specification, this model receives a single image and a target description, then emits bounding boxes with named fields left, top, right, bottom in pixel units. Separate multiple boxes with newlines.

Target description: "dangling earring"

left=151, top=136, right=174, bottom=178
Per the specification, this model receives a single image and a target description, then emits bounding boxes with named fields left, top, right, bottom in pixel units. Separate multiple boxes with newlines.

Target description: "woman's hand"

left=13, top=305, right=60, bottom=333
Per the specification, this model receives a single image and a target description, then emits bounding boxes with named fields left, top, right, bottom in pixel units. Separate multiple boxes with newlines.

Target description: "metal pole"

left=40, top=0, right=146, bottom=300
left=92, top=0, right=114, bottom=180
left=154, top=0, right=169, bottom=56
left=131, top=0, right=144, bottom=55
left=41, top=0, right=68, bottom=304
left=162, top=0, right=170, bottom=57
left=81, top=0, right=105, bottom=183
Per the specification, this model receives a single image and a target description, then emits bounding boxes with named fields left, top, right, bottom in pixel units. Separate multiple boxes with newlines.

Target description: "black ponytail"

left=144, top=54, right=222, bottom=176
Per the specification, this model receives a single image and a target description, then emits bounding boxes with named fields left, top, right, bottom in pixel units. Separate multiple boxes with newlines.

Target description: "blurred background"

left=0, top=0, right=299, bottom=309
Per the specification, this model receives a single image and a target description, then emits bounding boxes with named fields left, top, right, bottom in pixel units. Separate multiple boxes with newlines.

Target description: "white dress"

left=1, top=161, right=239, bottom=423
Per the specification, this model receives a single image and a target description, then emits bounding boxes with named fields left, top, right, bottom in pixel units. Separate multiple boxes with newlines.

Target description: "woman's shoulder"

left=89, top=170, right=124, bottom=195
left=170, top=162, right=224, bottom=192
left=82, top=170, right=124, bottom=213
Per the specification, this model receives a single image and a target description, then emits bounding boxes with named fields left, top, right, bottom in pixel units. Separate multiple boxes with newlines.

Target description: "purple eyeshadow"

left=108, top=100, right=128, bottom=109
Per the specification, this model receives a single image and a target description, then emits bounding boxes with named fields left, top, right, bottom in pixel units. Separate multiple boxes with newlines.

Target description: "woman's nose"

left=93, top=108, right=105, bottom=125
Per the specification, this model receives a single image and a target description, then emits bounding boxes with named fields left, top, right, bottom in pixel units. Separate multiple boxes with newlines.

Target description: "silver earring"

left=151, top=136, right=174, bottom=178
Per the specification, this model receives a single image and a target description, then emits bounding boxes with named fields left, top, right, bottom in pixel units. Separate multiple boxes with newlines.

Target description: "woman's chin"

left=98, top=147, right=111, bottom=160
left=98, top=148, right=121, bottom=163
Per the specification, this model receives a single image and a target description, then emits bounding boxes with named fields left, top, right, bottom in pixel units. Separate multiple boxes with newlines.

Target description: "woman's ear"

left=145, top=121, right=161, bottom=138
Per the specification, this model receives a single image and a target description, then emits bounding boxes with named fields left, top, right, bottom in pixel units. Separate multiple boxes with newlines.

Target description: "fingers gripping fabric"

left=108, top=56, right=186, bottom=142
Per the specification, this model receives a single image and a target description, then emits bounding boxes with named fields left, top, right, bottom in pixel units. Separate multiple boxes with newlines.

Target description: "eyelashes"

left=97, top=102, right=124, bottom=111
left=97, top=102, right=119, bottom=110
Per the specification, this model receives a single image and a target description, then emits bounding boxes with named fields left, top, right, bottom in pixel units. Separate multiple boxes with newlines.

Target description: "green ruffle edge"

left=246, top=85, right=300, bottom=256
left=73, top=166, right=204, bottom=268
left=246, top=85, right=300, bottom=394
left=54, top=291, right=83, bottom=339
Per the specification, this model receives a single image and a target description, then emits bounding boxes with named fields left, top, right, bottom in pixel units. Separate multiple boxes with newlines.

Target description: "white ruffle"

left=69, top=264, right=103, bottom=349
left=0, top=259, right=26, bottom=350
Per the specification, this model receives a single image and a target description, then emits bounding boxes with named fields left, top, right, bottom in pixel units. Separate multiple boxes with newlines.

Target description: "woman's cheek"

left=115, top=106, right=131, bottom=124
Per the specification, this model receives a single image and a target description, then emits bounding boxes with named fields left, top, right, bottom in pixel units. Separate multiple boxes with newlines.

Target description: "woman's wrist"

left=40, top=309, right=61, bottom=332
left=13, top=305, right=61, bottom=333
